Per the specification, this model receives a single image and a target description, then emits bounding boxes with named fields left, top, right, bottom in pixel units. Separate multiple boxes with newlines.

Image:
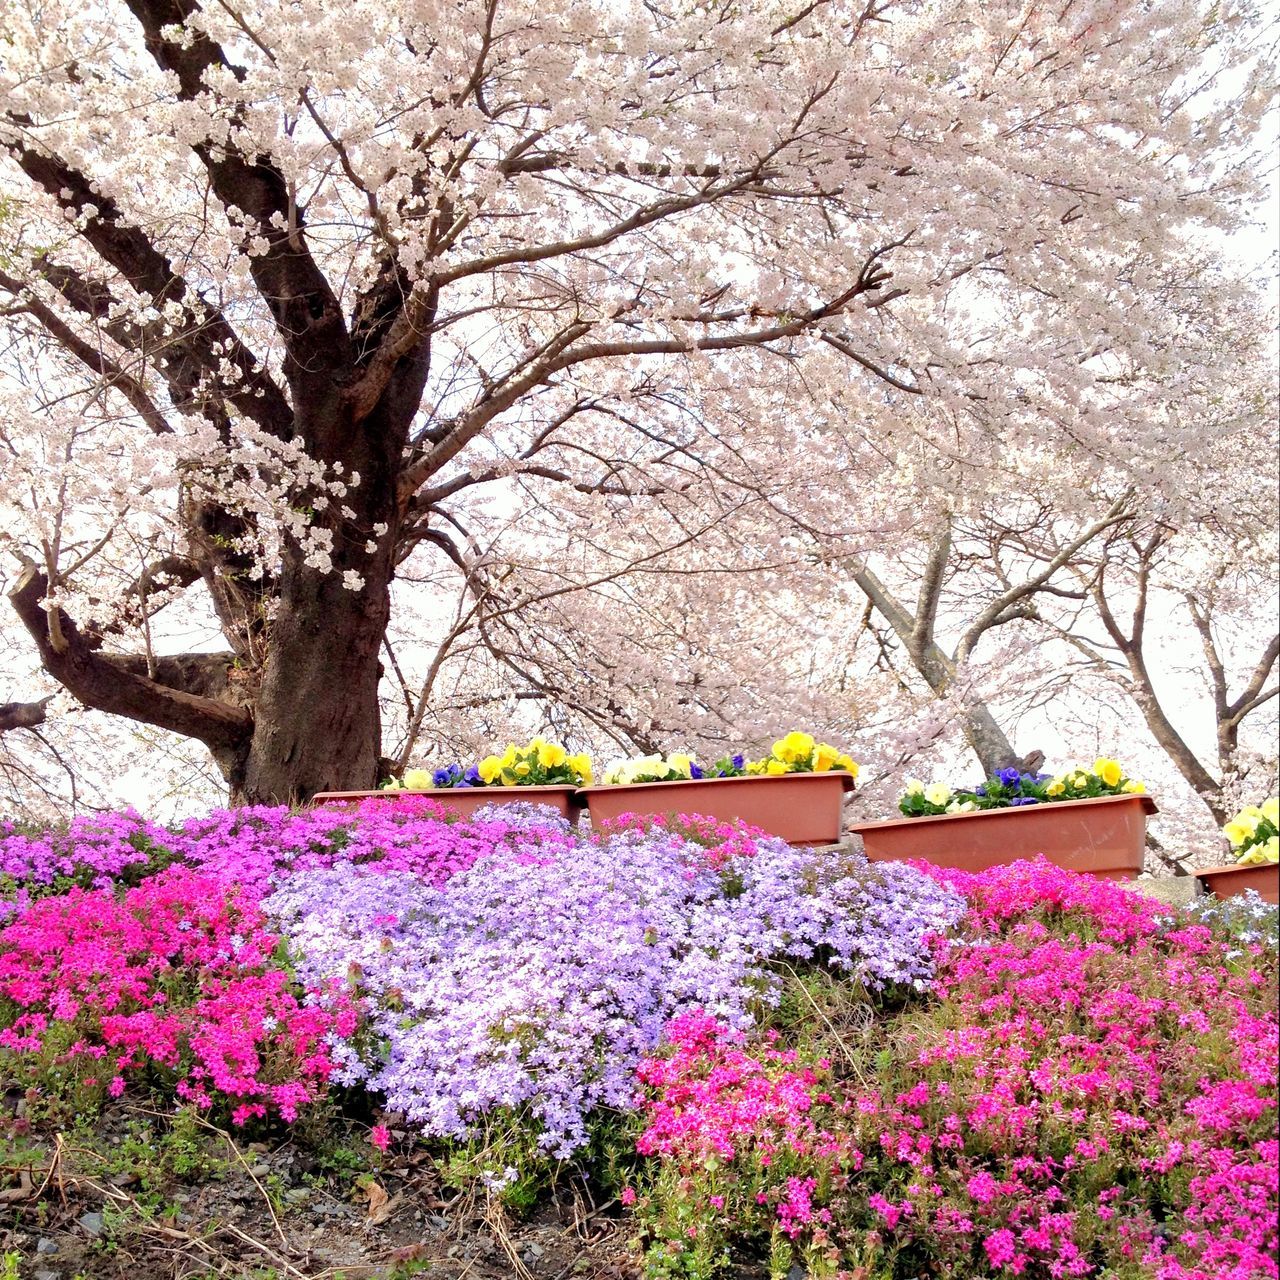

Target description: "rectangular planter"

left=848, top=794, right=1158, bottom=880
left=310, top=785, right=582, bottom=822
left=1196, top=861, right=1279, bottom=905
left=576, top=771, right=855, bottom=846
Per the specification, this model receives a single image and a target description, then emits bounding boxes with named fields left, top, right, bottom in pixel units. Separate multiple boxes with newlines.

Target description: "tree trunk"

left=235, top=389, right=407, bottom=804
left=237, top=555, right=392, bottom=804
left=853, top=566, right=1024, bottom=778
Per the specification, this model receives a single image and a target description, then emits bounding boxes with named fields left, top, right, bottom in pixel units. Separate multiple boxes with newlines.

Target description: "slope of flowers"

left=0, top=803, right=962, bottom=1150
left=2, top=803, right=1276, bottom=1278
left=631, top=861, right=1279, bottom=1279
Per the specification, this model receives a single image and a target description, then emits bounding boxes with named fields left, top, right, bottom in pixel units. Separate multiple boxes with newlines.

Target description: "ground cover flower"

left=630, top=859, right=1279, bottom=1278
left=167, top=799, right=505, bottom=897
left=1223, top=798, right=1279, bottom=865
left=0, top=865, right=354, bottom=1124
left=0, top=809, right=173, bottom=917
left=265, top=809, right=961, bottom=1157
left=898, top=758, right=1145, bottom=817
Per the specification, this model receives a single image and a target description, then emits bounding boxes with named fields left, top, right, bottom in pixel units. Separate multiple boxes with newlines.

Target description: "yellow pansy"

left=1262, top=797, right=1279, bottom=825
left=836, top=754, right=859, bottom=778
left=1069, top=771, right=1090, bottom=790
left=1046, top=778, right=1066, bottom=797
left=924, top=783, right=951, bottom=807
left=1224, top=819, right=1252, bottom=848
left=567, top=753, right=592, bottom=784
left=667, top=753, right=695, bottom=779
left=765, top=759, right=789, bottom=776
left=904, top=779, right=926, bottom=797
left=1122, top=779, right=1145, bottom=794
left=772, top=731, right=815, bottom=763
left=537, top=741, right=567, bottom=769
left=500, top=743, right=519, bottom=768
left=1092, top=758, right=1123, bottom=787
left=1238, top=838, right=1279, bottom=866
left=477, top=755, right=504, bottom=785
left=746, top=759, right=768, bottom=776
left=813, top=743, right=840, bottom=773
left=513, top=761, right=532, bottom=778
left=401, top=768, right=434, bottom=791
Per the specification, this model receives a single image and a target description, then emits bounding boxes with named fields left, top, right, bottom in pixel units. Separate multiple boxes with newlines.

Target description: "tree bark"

left=238, top=554, right=394, bottom=804
left=852, top=563, right=1024, bottom=776
left=0, top=697, right=52, bottom=734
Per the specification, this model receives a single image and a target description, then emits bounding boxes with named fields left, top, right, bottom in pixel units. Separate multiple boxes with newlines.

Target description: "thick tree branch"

left=8, top=564, right=251, bottom=752
left=121, top=0, right=353, bottom=400
left=0, top=146, right=292, bottom=437
left=0, top=697, right=52, bottom=735
left=0, top=269, right=174, bottom=436
left=911, top=520, right=951, bottom=659
left=1092, top=558, right=1224, bottom=813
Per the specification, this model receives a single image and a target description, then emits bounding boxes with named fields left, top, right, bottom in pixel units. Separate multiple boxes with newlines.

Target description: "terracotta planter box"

left=310, top=786, right=581, bottom=822
left=1196, top=861, right=1279, bottom=905
left=577, top=771, right=856, bottom=846
left=848, top=794, right=1159, bottom=881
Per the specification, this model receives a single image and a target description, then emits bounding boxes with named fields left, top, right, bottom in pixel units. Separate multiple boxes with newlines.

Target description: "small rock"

left=35, top=1271, right=60, bottom=1280
left=285, top=1187, right=312, bottom=1204
left=525, top=1242, right=544, bottom=1259
left=249, top=1162, right=271, bottom=1177
left=787, top=1266, right=809, bottom=1280
left=36, top=1237, right=58, bottom=1254
left=427, top=1213, right=449, bottom=1230
left=78, top=1210, right=105, bottom=1236
left=1118, top=875, right=1202, bottom=907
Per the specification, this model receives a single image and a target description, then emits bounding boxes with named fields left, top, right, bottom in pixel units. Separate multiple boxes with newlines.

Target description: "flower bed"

left=1199, top=799, right=1280, bottom=905
left=629, top=862, right=1279, bottom=1278
left=0, top=802, right=1276, bottom=1277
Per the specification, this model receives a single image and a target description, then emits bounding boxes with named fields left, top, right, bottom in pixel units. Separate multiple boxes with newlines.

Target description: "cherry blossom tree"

left=1, top=0, right=1274, bottom=802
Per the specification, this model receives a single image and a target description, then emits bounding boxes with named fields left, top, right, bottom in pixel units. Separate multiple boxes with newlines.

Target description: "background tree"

left=1, top=0, right=1275, bottom=803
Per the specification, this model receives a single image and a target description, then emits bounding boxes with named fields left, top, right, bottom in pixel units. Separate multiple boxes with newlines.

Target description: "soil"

left=1, top=1103, right=643, bottom=1280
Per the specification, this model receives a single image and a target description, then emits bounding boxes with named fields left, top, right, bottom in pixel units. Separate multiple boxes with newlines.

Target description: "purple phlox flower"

left=263, top=814, right=964, bottom=1155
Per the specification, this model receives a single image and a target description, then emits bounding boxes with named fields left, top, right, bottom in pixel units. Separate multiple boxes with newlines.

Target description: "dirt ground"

left=1, top=1103, right=644, bottom=1280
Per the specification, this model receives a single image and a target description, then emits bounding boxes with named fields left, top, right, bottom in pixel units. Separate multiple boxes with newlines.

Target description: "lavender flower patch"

left=265, top=810, right=964, bottom=1156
